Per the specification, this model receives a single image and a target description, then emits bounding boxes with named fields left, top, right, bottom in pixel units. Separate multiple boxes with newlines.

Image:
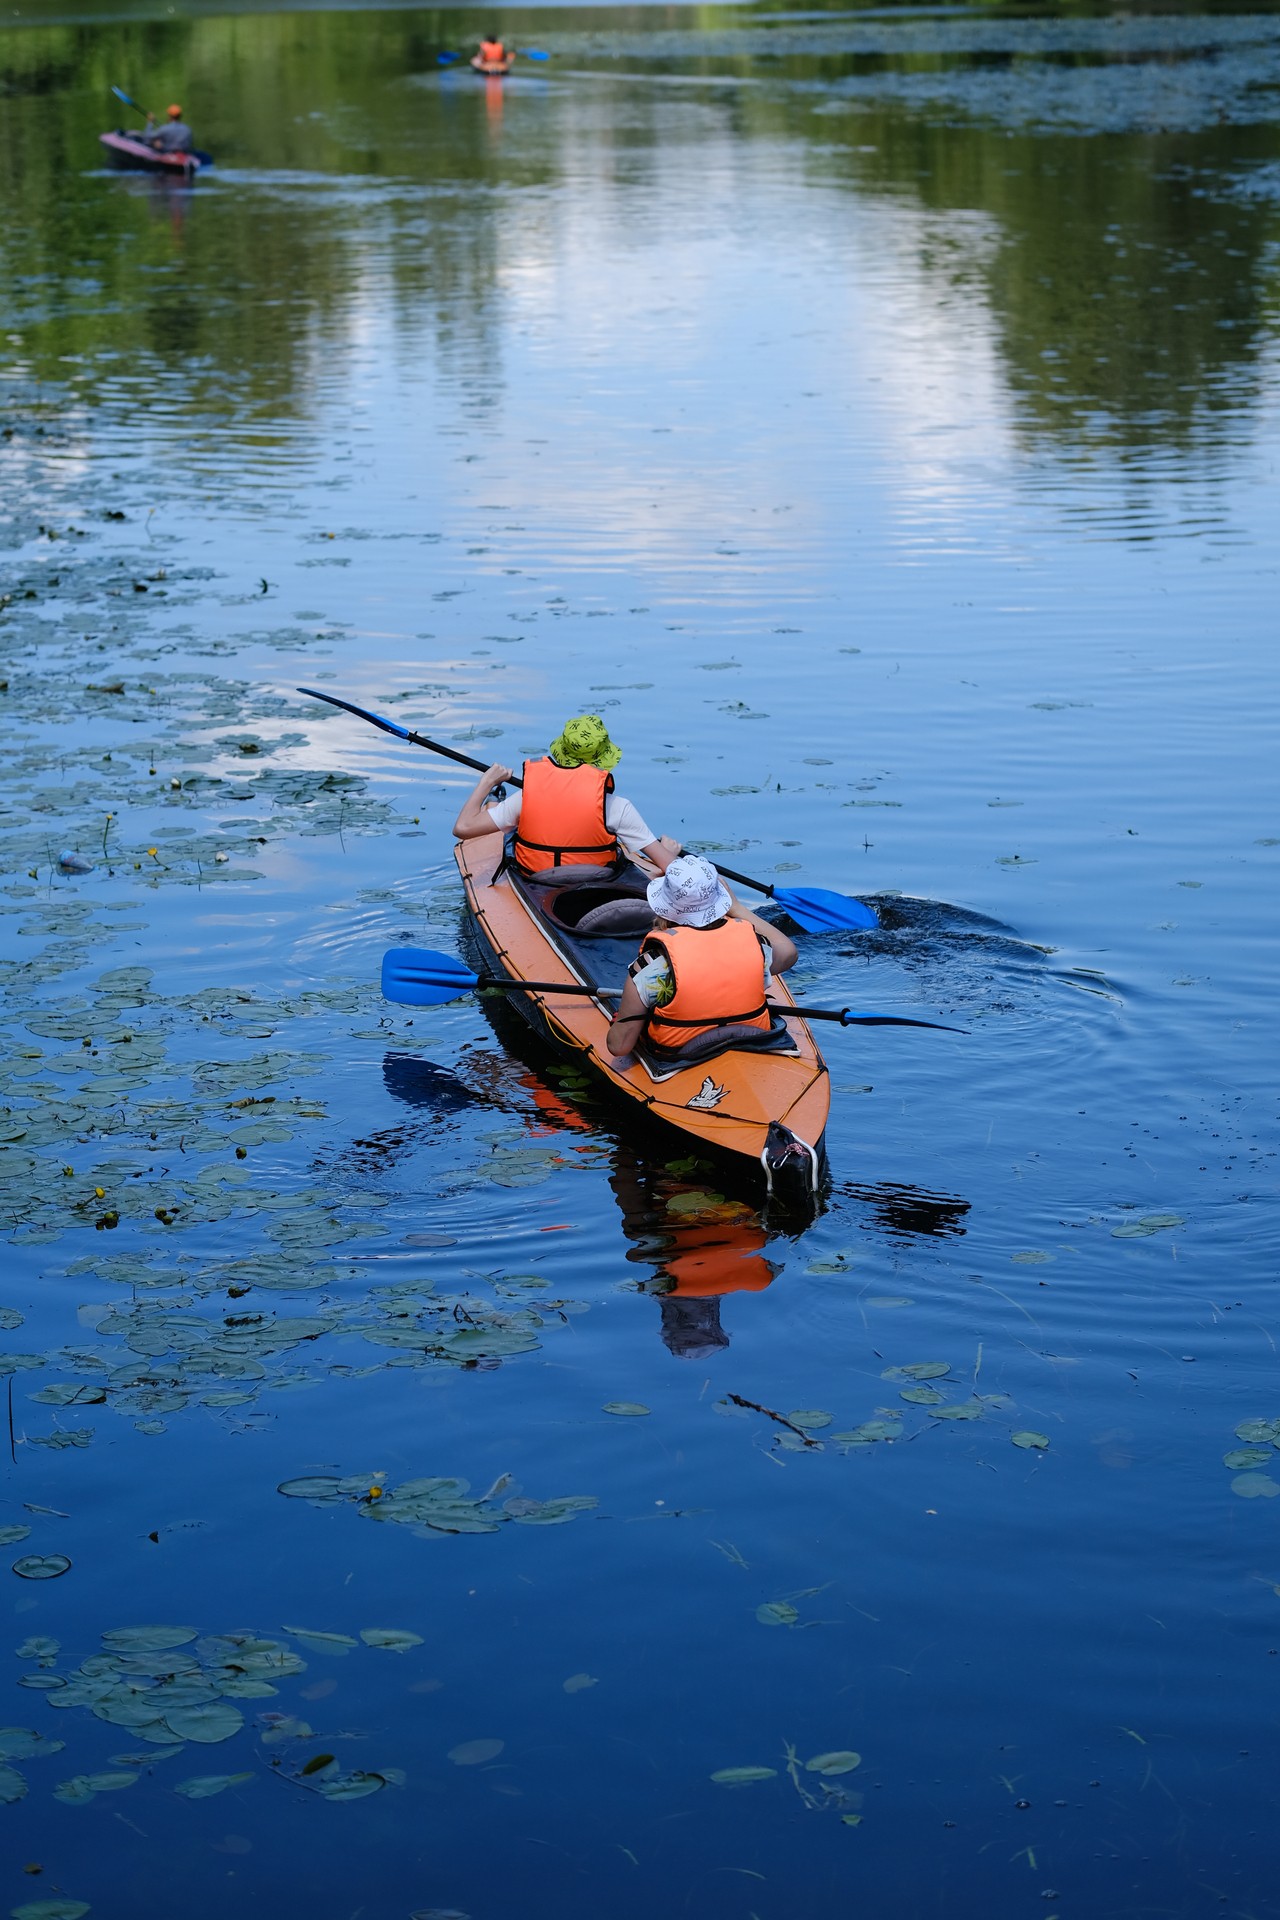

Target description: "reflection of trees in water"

left=789, top=107, right=1278, bottom=454
left=3, top=9, right=1272, bottom=456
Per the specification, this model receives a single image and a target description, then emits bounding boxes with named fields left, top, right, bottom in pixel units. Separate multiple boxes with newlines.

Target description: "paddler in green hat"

left=452, top=713, right=679, bottom=881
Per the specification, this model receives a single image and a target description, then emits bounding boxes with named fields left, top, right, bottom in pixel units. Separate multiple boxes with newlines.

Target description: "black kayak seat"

left=639, top=1016, right=797, bottom=1076
left=543, top=884, right=654, bottom=937
left=517, top=862, right=619, bottom=888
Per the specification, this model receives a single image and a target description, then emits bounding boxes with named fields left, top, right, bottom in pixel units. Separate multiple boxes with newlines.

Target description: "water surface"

left=2, top=2, right=1280, bottom=1914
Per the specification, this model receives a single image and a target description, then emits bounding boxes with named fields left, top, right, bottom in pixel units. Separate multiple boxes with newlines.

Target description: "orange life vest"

left=479, top=38, right=506, bottom=61
left=642, top=920, right=771, bottom=1051
left=512, top=759, right=619, bottom=876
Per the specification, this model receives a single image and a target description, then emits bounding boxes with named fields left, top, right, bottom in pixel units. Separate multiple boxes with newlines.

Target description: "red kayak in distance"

left=469, top=54, right=514, bottom=75
left=98, top=131, right=212, bottom=175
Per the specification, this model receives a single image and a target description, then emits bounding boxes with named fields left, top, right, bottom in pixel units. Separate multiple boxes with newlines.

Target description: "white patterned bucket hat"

left=646, top=854, right=733, bottom=929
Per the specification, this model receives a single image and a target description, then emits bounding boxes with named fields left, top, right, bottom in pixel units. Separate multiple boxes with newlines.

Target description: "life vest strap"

left=514, top=834, right=619, bottom=855
left=649, top=1002, right=769, bottom=1030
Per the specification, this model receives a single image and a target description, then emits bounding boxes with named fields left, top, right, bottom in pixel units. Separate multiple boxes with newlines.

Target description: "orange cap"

left=167, top=103, right=182, bottom=117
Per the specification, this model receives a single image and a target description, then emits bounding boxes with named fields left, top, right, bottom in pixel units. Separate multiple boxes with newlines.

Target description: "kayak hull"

left=99, top=131, right=210, bottom=175
left=470, top=56, right=515, bottom=75
left=455, top=835, right=830, bottom=1191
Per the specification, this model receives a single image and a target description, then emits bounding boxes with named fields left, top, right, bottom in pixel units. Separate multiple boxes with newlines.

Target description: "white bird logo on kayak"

left=685, top=1077, right=727, bottom=1111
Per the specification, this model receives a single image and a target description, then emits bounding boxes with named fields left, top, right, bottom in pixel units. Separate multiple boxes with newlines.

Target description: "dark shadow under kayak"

left=99, top=131, right=213, bottom=175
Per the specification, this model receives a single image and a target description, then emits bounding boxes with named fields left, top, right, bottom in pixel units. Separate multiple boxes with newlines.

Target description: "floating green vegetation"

left=3, top=1262, right=591, bottom=1452
left=1110, top=1212, right=1184, bottom=1239
left=2, top=1621, right=417, bottom=1812
left=713, top=1361, right=1026, bottom=1458
left=278, top=1471, right=598, bottom=1535
left=1218, top=1417, right=1280, bottom=1498
left=711, top=1741, right=865, bottom=1827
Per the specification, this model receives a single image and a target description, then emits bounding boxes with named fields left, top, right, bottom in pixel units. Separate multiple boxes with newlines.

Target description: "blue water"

left=2, top=2, right=1280, bottom=1914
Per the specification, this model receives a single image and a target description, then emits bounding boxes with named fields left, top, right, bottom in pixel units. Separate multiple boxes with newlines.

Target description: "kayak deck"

left=455, top=833, right=830, bottom=1170
left=470, top=56, right=514, bottom=74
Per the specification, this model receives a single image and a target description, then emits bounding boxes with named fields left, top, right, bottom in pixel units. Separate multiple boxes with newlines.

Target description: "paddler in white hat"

left=606, top=854, right=797, bottom=1058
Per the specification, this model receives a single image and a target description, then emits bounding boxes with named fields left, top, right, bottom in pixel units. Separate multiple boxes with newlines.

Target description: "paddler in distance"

left=472, top=32, right=512, bottom=70
left=606, top=854, right=798, bottom=1059
left=452, top=712, right=679, bottom=881
left=142, top=103, right=196, bottom=153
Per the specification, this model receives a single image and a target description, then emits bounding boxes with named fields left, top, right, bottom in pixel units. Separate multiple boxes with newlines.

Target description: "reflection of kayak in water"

left=470, top=54, right=514, bottom=74
left=455, top=832, right=829, bottom=1210
left=99, top=131, right=212, bottom=174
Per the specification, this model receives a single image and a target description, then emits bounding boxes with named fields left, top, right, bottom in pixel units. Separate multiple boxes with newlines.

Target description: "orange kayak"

left=456, top=832, right=830, bottom=1203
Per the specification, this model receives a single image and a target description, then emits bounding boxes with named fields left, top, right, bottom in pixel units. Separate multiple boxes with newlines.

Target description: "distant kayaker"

left=473, top=34, right=511, bottom=67
left=606, top=854, right=798, bottom=1058
left=452, top=713, right=679, bottom=879
left=143, top=105, right=195, bottom=153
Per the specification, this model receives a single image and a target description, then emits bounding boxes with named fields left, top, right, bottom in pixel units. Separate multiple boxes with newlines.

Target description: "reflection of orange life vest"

left=479, top=39, right=506, bottom=61
left=643, top=920, right=770, bottom=1051
left=513, top=759, right=619, bottom=876
left=664, top=1222, right=775, bottom=1296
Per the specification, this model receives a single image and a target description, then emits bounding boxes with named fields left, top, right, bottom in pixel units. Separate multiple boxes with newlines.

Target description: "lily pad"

left=163, top=1700, right=244, bottom=1744
left=174, top=1772, right=254, bottom=1799
left=448, top=1738, right=504, bottom=1766
left=1011, top=1431, right=1050, bottom=1451
left=786, top=1410, right=833, bottom=1431
left=881, top=1362, right=949, bottom=1382
left=1232, top=1474, right=1280, bottom=1500
left=602, top=1402, right=650, bottom=1418
left=1223, top=1449, right=1271, bottom=1470
left=281, top=1627, right=357, bottom=1657
left=12, top=1904, right=91, bottom=1920
left=12, top=1554, right=71, bottom=1580
left=1111, top=1213, right=1184, bottom=1239
left=899, top=1386, right=945, bottom=1406
left=1235, top=1419, right=1280, bottom=1445
left=0, top=1527, right=31, bottom=1546
left=359, top=1629, right=423, bottom=1654
left=755, top=1600, right=799, bottom=1628
left=0, top=1766, right=27, bottom=1804
left=710, top=1765, right=777, bottom=1786
left=0, top=1729, right=64, bottom=1760
left=101, top=1626, right=197, bottom=1653
left=315, top=1769, right=390, bottom=1800
left=805, top=1751, right=861, bottom=1775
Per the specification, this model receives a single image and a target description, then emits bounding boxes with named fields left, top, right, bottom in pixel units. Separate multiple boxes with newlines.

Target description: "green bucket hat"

left=548, top=713, right=622, bottom=772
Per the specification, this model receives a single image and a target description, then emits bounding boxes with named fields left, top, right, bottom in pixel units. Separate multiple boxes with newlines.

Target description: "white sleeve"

left=603, top=792, right=656, bottom=854
left=484, top=793, right=522, bottom=831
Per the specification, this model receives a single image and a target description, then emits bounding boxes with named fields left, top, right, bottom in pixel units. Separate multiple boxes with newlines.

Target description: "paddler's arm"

left=453, top=763, right=514, bottom=840
left=637, top=836, right=678, bottom=874
left=605, top=974, right=650, bottom=1057
left=725, top=890, right=798, bottom=972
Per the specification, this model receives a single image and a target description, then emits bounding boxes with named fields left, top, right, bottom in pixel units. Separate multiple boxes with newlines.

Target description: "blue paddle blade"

left=382, top=947, right=479, bottom=1007
left=437, top=49, right=459, bottom=63
left=521, top=48, right=550, bottom=58
left=772, top=886, right=879, bottom=934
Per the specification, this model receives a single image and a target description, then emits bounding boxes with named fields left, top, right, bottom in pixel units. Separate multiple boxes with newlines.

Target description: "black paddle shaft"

left=297, top=690, right=526, bottom=786
left=407, top=733, right=523, bottom=787
left=472, top=975, right=960, bottom=1029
